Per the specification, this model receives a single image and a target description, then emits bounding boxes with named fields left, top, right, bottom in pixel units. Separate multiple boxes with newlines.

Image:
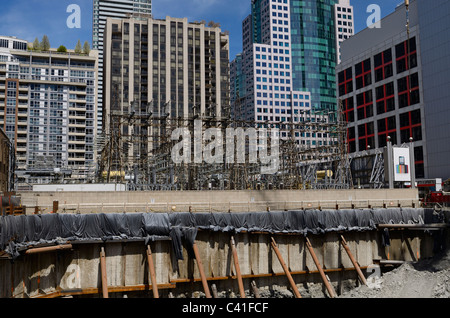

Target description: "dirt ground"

left=340, top=248, right=450, bottom=298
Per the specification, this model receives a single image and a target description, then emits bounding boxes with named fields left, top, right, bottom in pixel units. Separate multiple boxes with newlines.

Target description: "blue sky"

left=0, top=0, right=401, bottom=59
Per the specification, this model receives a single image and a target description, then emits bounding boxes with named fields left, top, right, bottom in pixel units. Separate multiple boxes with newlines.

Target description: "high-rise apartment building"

left=0, top=127, right=14, bottom=193
left=103, top=16, right=230, bottom=173
left=335, top=0, right=354, bottom=64
left=0, top=36, right=98, bottom=187
left=337, top=0, right=450, bottom=182
left=93, top=0, right=152, bottom=133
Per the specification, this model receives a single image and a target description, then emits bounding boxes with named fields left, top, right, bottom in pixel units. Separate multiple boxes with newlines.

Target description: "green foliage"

left=40, top=35, right=50, bottom=51
left=57, top=45, right=67, bottom=53
left=83, top=41, right=91, bottom=55
left=74, top=39, right=82, bottom=53
left=32, top=37, right=40, bottom=51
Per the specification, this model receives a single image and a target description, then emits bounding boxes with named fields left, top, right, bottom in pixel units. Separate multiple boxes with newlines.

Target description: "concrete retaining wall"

left=0, top=228, right=435, bottom=298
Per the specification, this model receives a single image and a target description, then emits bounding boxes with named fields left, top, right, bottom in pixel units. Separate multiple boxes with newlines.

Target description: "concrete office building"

left=231, top=0, right=343, bottom=148
left=289, top=0, right=344, bottom=113
left=103, top=16, right=230, bottom=165
left=335, top=0, right=354, bottom=64
left=93, top=0, right=152, bottom=133
left=0, top=36, right=99, bottom=187
left=337, top=0, right=450, bottom=182
left=231, top=0, right=355, bottom=122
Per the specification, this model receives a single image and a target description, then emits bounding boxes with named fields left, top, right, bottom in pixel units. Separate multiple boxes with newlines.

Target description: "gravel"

left=340, top=248, right=450, bottom=298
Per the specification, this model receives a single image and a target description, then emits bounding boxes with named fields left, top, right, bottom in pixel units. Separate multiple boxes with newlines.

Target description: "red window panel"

left=355, top=58, right=372, bottom=90
left=356, top=90, right=373, bottom=120
left=399, top=110, right=422, bottom=143
left=374, top=49, right=393, bottom=82
left=377, top=116, right=397, bottom=147
left=395, top=37, right=418, bottom=74
left=398, top=73, right=420, bottom=108
left=338, top=67, right=353, bottom=96
left=358, top=122, right=375, bottom=151
left=376, top=82, right=395, bottom=115
left=343, top=97, right=354, bottom=123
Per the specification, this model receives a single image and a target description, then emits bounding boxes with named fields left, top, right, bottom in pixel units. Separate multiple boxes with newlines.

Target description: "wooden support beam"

left=270, top=237, right=302, bottom=298
left=340, top=235, right=367, bottom=286
left=192, top=242, right=212, bottom=298
left=100, top=247, right=109, bottom=299
left=305, top=237, right=336, bottom=298
left=34, top=283, right=177, bottom=298
left=170, top=265, right=371, bottom=284
left=230, top=236, right=246, bottom=298
left=146, top=244, right=159, bottom=298
left=25, top=244, right=72, bottom=255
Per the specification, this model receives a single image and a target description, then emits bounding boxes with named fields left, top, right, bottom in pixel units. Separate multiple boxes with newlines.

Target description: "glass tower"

left=290, top=0, right=338, bottom=114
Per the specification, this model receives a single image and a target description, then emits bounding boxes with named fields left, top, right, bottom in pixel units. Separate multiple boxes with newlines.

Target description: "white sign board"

left=393, top=147, right=411, bottom=182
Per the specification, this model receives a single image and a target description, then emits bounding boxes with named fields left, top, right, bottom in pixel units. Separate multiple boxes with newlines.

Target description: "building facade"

left=289, top=0, right=340, bottom=113
left=337, top=0, right=450, bottom=182
left=93, top=0, right=152, bottom=133
left=231, top=0, right=343, bottom=149
left=102, top=16, right=230, bottom=174
left=0, top=127, right=14, bottom=193
left=334, top=0, right=354, bottom=64
left=0, top=36, right=98, bottom=187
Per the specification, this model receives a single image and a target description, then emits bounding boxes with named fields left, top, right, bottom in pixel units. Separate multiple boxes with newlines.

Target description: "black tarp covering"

left=0, top=208, right=435, bottom=259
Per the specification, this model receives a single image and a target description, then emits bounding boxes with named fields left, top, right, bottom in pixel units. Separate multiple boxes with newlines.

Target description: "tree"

left=57, top=45, right=67, bottom=53
left=74, top=40, right=82, bottom=54
left=40, top=35, right=50, bottom=51
left=32, top=37, right=40, bottom=51
left=83, top=41, right=91, bottom=55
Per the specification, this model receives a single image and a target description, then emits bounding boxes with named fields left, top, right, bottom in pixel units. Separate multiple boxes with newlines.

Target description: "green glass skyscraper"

left=231, top=0, right=351, bottom=123
left=290, top=0, right=338, bottom=113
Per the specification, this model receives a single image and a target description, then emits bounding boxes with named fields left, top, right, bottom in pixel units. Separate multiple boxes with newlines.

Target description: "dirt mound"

left=341, top=249, right=450, bottom=298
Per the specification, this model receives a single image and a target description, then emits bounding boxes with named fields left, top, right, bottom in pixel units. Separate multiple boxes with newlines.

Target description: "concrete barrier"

left=19, top=189, right=420, bottom=214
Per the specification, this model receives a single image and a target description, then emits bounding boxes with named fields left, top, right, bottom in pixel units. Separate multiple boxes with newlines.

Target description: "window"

left=0, top=39, right=8, bottom=48
left=13, top=41, right=27, bottom=50
left=396, top=37, right=417, bottom=74
left=398, top=73, right=420, bottom=108
left=374, top=49, right=393, bottom=82
left=358, top=122, right=375, bottom=151
left=376, top=82, right=395, bottom=115
left=338, top=67, right=353, bottom=96
left=399, top=109, right=422, bottom=143
left=343, top=97, right=354, bottom=123
left=414, top=146, right=425, bottom=178
left=377, top=116, right=397, bottom=147
left=355, top=58, right=372, bottom=90
left=356, top=90, right=373, bottom=120
left=348, top=127, right=356, bottom=153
